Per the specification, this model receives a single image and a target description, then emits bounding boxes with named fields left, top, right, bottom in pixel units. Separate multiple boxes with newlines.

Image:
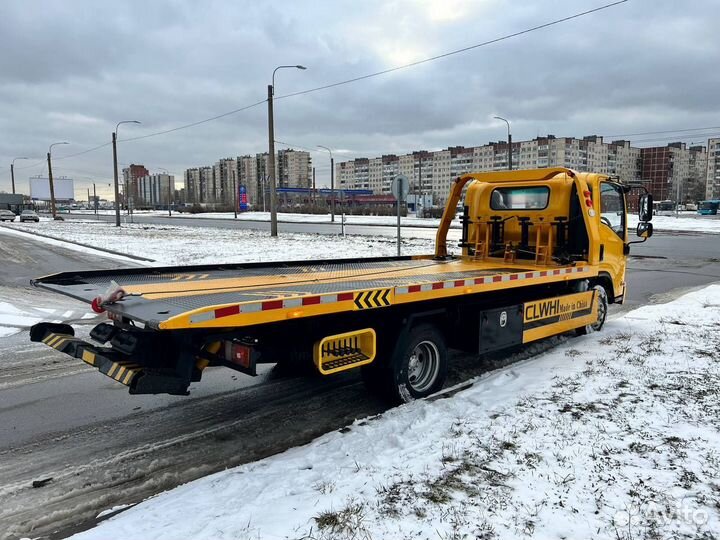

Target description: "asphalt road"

left=0, top=229, right=135, bottom=288
left=0, top=226, right=719, bottom=539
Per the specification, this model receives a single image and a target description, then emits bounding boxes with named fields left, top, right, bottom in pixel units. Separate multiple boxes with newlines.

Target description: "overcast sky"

left=1, top=0, right=718, bottom=198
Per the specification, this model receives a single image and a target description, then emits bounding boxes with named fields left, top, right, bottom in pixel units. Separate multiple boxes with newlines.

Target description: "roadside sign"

left=391, top=175, right=409, bottom=201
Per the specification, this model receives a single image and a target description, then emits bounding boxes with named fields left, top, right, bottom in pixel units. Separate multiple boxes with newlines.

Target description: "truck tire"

left=575, top=285, right=608, bottom=335
left=363, top=323, right=448, bottom=404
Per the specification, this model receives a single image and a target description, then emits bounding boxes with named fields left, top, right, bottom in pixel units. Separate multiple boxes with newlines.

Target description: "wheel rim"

left=592, top=290, right=607, bottom=330
left=407, top=340, right=440, bottom=393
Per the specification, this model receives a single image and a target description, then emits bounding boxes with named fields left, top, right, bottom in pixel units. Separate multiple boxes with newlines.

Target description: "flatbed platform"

left=33, top=255, right=595, bottom=330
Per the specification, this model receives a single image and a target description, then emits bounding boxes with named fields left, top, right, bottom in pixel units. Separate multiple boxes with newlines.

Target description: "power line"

left=15, top=1, right=628, bottom=168
left=119, top=99, right=268, bottom=143
left=607, top=126, right=720, bottom=138
left=275, top=0, right=629, bottom=100
left=630, top=132, right=720, bottom=145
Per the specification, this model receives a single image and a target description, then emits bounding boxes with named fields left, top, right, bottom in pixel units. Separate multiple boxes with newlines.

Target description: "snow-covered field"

left=2, top=220, right=438, bottom=266
left=71, top=209, right=720, bottom=234
left=69, top=285, right=720, bottom=540
left=72, top=209, right=450, bottom=228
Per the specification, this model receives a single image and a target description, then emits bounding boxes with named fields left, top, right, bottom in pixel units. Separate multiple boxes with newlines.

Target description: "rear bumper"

left=30, top=322, right=189, bottom=395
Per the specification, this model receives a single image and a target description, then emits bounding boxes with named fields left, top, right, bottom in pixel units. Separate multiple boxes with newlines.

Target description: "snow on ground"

left=71, top=285, right=720, bottom=540
left=3, top=220, right=438, bottom=266
left=73, top=209, right=720, bottom=234
left=0, top=225, right=146, bottom=265
left=72, top=209, right=451, bottom=228
left=0, top=287, right=98, bottom=338
left=628, top=214, right=720, bottom=234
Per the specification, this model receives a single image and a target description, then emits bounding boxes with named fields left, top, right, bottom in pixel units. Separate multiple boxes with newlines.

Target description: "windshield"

left=22, top=210, right=35, bottom=214
left=700, top=201, right=718, bottom=210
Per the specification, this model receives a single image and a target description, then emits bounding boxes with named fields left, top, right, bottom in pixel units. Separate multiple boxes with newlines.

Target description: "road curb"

left=0, top=225, right=156, bottom=262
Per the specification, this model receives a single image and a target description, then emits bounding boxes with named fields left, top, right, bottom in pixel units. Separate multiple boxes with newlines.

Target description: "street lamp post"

left=317, top=145, right=335, bottom=222
left=494, top=116, right=512, bottom=171
left=113, top=120, right=141, bottom=227
left=47, top=142, right=69, bottom=219
left=268, top=64, right=307, bottom=237
left=10, top=157, right=29, bottom=195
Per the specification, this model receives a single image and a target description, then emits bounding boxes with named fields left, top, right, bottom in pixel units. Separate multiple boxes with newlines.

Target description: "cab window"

left=490, top=186, right=549, bottom=210
left=599, top=182, right=626, bottom=238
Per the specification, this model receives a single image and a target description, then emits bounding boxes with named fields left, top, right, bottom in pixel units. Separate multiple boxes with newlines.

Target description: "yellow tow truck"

left=30, top=168, right=653, bottom=403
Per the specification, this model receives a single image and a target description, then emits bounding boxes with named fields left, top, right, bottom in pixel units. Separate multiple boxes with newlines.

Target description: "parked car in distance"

left=0, top=209, right=16, bottom=222
left=19, top=209, right=40, bottom=222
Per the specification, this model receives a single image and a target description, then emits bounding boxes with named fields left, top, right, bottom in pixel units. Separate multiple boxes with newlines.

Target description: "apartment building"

left=136, top=173, right=175, bottom=207
left=213, top=158, right=238, bottom=204
left=184, top=150, right=311, bottom=208
left=184, top=168, right=201, bottom=203
left=121, top=164, right=149, bottom=206
left=336, top=136, right=710, bottom=206
left=641, top=142, right=707, bottom=202
left=706, top=138, right=720, bottom=200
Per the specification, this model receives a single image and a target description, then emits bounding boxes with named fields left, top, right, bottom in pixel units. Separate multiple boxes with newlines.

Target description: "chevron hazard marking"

left=353, top=288, right=392, bottom=310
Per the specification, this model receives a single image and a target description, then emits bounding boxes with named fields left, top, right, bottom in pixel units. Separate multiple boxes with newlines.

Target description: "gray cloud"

left=1, top=0, right=719, bottom=198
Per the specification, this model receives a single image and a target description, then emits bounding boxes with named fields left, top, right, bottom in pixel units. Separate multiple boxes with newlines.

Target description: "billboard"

left=30, top=177, right=75, bottom=201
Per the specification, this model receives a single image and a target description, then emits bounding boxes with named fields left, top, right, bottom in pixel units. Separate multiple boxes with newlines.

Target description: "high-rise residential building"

left=213, top=158, right=238, bottom=205
left=122, top=164, right=149, bottom=207
left=199, top=166, right=214, bottom=203
left=641, top=142, right=707, bottom=202
left=277, top=149, right=311, bottom=189
left=184, top=149, right=311, bottom=208
left=337, top=136, right=711, bottom=205
left=706, top=138, right=720, bottom=200
left=137, top=174, right=175, bottom=207
left=184, top=168, right=202, bottom=203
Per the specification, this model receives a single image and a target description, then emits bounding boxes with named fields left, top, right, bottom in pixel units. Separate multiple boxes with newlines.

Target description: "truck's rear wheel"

left=363, top=323, right=448, bottom=404
left=576, top=285, right=608, bottom=335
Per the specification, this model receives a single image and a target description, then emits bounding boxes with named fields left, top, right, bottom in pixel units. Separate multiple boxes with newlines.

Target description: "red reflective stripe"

left=215, top=305, right=240, bottom=319
left=409, top=285, right=421, bottom=293
left=337, top=292, right=354, bottom=301
left=539, top=271, right=548, bottom=277
left=553, top=269, right=562, bottom=275
left=454, top=280, right=464, bottom=287
left=493, top=275, right=503, bottom=282
left=262, top=300, right=284, bottom=311
left=509, top=274, right=518, bottom=280
left=302, top=296, right=321, bottom=305
left=525, top=272, right=535, bottom=279
left=474, top=278, right=484, bottom=285
left=432, top=282, right=443, bottom=290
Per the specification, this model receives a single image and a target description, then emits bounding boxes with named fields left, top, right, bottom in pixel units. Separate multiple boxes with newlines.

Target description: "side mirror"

left=637, top=221, right=653, bottom=238
left=639, top=193, right=653, bottom=222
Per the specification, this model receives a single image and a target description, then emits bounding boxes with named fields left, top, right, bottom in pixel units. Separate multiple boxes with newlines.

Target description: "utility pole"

left=93, top=183, right=97, bottom=215
left=317, top=145, right=334, bottom=222
left=312, top=167, right=316, bottom=205
left=267, top=83, right=277, bottom=235
left=47, top=142, right=68, bottom=219
left=268, top=65, right=307, bottom=236
left=47, top=152, right=56, bottom=218
left=233, top=176, right=237, bottom=219
left=113, top=121, right=140, bottom=226
left=11, top=157, right=29, bottom=195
